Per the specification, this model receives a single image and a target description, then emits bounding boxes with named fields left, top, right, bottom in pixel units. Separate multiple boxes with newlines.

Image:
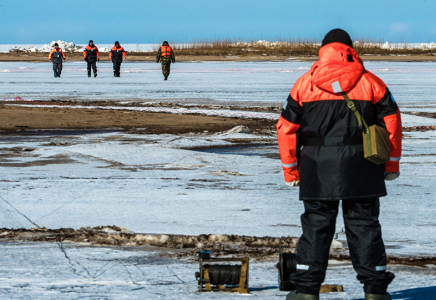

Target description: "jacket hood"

left=311, top=43, right=364, bottom=94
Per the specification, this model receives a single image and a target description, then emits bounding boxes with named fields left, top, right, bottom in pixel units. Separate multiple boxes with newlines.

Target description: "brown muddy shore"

left=0, top=104, right=276, bottom=134
left=2, top=52, right=436, bottom=62
left=1, top=226, right=434, bottom=267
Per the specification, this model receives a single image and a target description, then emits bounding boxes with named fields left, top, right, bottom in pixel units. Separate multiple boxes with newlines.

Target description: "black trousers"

left=53, top=63, right=62, bottom=77
left=113, top=62, right=121, bottom=76
left=87, top=61, right=97, bottom=75
left=290, top=198, right=394, bottom=295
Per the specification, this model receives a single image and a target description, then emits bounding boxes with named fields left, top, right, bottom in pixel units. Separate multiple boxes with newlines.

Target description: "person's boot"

left=88, top=72, right=91, bottom=78
left=365, top=292, right=391, bottom=300
left=286, top=291, right=319, bottom=300
left=94, top=72, right=97, bottom=77
left=164, top=76, right=168, bottom=80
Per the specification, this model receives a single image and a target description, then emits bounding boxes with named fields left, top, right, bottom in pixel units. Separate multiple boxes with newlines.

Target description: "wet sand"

left=0, top=104, right=276, bottom=134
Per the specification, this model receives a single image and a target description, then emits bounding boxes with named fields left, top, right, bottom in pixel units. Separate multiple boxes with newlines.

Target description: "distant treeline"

left=148, top=39, right=436, bottom=56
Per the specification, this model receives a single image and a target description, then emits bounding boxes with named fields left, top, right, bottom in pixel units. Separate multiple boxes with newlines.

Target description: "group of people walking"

left=48, top=41, right=175, bottom=79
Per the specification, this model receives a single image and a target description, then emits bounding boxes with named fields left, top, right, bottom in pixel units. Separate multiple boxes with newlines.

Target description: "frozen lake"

left=1, top=61, right=436, bottom=109
left=1, top=60, right=436, bottom=299
left=1, top=129, right=436, bottom=257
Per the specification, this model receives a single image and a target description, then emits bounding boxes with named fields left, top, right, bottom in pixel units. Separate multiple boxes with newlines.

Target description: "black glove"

left=84, top=58, right=87, bottom=61
left=97, top=59, right=100, bottom=62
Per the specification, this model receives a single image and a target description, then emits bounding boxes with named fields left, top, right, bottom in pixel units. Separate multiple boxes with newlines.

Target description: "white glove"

left=286, top=180, right=300, bottom=187
left=385, top=172, right=400, bottom=181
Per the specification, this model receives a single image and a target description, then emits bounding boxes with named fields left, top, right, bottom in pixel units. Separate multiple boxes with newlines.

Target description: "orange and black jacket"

left=109, top=46, right=126, bottom=63
left=156, top=45, right=175, bottom=63
left=277, top=43, right=402, bottom=200
left=83, top=45, right=100, bottom=62
left=48, top=48, right=66, bottom=64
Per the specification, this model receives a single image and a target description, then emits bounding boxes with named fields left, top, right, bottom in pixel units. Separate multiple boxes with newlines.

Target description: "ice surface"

left=1, top=127, right=435, bottom=256
left=0, top=242, right=434, bottom=299
left=1, top=60, right=436, bottom=298
left=0, top=61, right=436, bottom=115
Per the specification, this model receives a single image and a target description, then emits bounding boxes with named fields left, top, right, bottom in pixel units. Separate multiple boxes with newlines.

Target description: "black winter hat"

left=162, top=41, right=169, bottom=46
left=321, top=29, right=353, bottom=48
left=54, top=43, right=59, bottom=46
left=115, top=41, right=120, bottom=45
left=89, top=40, right=94, bottom=44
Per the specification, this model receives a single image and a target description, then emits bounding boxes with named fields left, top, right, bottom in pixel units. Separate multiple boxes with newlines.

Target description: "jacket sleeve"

left=123, top=50, right=126, bottom=60
left=61, top=50, right=66, bottom=59
left=48, top=49, right=54, bottom=59
left=156, top=49, right=161, bottom=63
left=96, top=48, right=100, bottom=59
left=83, top=49, right=87, bottom=59
left=277, top=94, right=302, bottom=183
left=171, top=50, right=175, bottom=63
left=375, top=89, right=402, bottom=173
left=109, top=51, right=112, bottom=61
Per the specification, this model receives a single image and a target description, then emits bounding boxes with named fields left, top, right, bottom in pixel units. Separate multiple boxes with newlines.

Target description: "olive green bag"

left=341, top=92, right=391, bottom=165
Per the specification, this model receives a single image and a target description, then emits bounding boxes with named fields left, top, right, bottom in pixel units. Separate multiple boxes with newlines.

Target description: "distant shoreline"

left=1, top=52, right=436, bottom=62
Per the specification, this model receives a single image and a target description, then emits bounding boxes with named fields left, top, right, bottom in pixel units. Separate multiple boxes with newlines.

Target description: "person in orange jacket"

left=156, top=41, right=175, bottom=80
left=83, top=40, right=100, bottom=77
left=278, top=29, right=401, bottom=300
left=48, top=43, right=66, bottom=77
left=109, top=41, right=126, bottom=77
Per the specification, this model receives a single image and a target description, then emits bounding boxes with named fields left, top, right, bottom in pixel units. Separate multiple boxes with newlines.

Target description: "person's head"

left=115, top=41, right=120, bottom=48
left=162, top=41, right=169, bottom=46
left=321, top=29, right=353, bottom=49
left=54, top=43, right=59, bottom=49
left=89, top=40, right=94, bottom=47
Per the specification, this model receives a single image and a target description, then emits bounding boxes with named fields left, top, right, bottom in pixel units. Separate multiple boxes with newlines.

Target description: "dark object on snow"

left=198, top=250, right=211, bottom=259
left=277, top=246, right=297, bottom=291
left=204, top=265, right=241, bottom=286
left=195, top=254, right=249, bottom=294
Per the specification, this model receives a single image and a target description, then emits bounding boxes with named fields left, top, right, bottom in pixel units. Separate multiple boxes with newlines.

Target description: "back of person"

left=160, top=45, right=172, bottom=58
left=278, top=36, right=401, bottom=201
left=156, top=41, right=175, bottom=80
left=278, top=29, right=401, bottom=300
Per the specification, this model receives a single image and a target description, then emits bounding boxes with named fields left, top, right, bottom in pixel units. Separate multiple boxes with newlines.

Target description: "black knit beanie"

left=321, top=29, right=353, bottom=48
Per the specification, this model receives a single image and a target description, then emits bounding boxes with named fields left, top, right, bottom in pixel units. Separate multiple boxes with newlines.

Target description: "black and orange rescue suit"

left=48, top=46, right=66, bottom=77
left=156, top=41, right=175, bottom=80
left=109, top=42, right=126, bottom=77
left=83, top=40, right=100, bottom=77
left=277, top=29, right=401, bottom=298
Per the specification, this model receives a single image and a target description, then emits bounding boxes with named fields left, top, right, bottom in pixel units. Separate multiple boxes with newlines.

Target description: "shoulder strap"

left=340, top=92, right=369, bottom=133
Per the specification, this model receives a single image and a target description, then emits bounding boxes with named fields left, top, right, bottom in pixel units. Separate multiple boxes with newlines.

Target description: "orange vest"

left=161, top=46, right=172, bottom=57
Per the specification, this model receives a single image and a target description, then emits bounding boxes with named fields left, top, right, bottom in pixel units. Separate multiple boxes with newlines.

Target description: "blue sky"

left=0, top=0, right=434, bottom=44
